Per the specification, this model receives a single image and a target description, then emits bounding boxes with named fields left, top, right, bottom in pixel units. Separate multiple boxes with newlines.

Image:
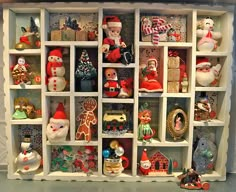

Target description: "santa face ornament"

left=46, top=103, right=69, bottom=143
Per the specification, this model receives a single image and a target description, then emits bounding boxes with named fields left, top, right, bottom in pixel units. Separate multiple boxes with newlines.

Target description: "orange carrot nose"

left=23, top=150, right=27, bottom=155
left=53, top=128, right=58, bottom=132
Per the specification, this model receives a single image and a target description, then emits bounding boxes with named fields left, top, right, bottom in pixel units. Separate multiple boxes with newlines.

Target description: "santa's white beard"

left=108, top=36, right=121, bottom=46
left=196, top=70, right=215, bottom=87
left=46, top=122, right=69, bottom=142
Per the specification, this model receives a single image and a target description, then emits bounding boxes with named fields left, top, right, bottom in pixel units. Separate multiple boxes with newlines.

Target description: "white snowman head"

left=48, top=48, right=63, bottom=63
left=201, top=17, right=214, bottom=31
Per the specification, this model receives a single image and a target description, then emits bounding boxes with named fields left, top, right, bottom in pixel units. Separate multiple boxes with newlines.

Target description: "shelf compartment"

left=102, top=138, right=133, bottom=177
left=10, top=89, right=42, bottom=121
left=7, top=10, right=41, bottom=50
left=193, top=126, right=225, bottom=176
left=166, top=97, right=190, bottom=142
left=45, top=46, right=71, bottom=92
left=137, top=146, right=189, bottom=177
left=139, top=9, right=193, bottom=43
left=195, top=56, right=227, bottom=88
left=9, top=125, right=43, bottom=175
left=9, top=54, right=41, bottom=86
left=75, top=48, right=98, bottom=93
left=47, top=140, right=98, bottom=146
left=139, top=46, right=164, bottom=94
left=46, top=96, right=71, bottom=142
left=194, top=91, right=226, bottom=122
left=74, top=96, right=98, bottom=142
left=102, top=103, right=134, bottom=135
left=46, top=11, right=98, bottom=42
left=49, top=145, right=98, bottom=175
left=102, top=67, right=134, bottom=99
left=196, top=11, right=232, bottom=53
left=138, top=97, right=162, bottom=143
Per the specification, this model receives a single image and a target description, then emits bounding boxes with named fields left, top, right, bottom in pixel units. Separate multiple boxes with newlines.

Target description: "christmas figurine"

left=46, top=48, right=66, bottom=92
left=181, top=72, right=188, bottom=93
left=193, top=137, right=217, bottom=174
left=139, top=148, right=151, bottom=175
left=167, top=28, right=181, bottom=42
left=12, top=97, right=29, bottom=119
left=138, top=102, right=156, bottom=143
left=46, top=102, right=70, bottom=143
left=196, top=57, right=221, bottom=87
left=15, top=135, right=41, bottom=174
left=102, top=16, right=133, bottom=65
left=76, top=98, right=97, bottom=142
left=75, top=49, right=97, bottom=92
left=118, top=77, right=133, bottom=98
left=11, top=57, right=32, bottom=85
left=194, top=92, right=216, bottom=121
left=139, top=56, right=163, bottom=92
left=178, top=168, right=210, bottom=190
left=103, top=68, right=120, bottom=97
left=15, top=17, right=40, bottom=50
left=197, top=17, right=222, bottom=52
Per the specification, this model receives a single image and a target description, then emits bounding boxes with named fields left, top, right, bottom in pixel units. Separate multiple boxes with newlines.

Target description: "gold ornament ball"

left=110, top=140, right=119, bottom=149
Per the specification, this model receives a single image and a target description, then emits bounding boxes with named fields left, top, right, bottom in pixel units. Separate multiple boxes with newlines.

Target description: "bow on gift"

left=120, top=78, right=133, bottom=93
left=141, top=17, right=172, bottom=45
left=168, top=50, right=179, bottom=57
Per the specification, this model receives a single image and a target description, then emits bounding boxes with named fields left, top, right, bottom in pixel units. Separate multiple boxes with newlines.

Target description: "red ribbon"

left=168, top=50, right=179, bottom=57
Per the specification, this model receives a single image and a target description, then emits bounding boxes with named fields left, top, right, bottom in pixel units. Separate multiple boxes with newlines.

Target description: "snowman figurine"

left=15, top=135, right=41, bottom=174
left=46, top=48, right=66, bottom=92
left=46, top=102, right=70, bottom=143
left=196, top=17, right=222, bottom=52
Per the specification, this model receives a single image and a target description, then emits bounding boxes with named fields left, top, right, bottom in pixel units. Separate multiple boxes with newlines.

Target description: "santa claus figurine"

left=196, top=57, right=221, bottom=87
left=46, top=48, right=66, bottom=92
left=139, top=56, right=163, bottom=92
left=46, top=102, right=69, bottom=143
left=197, top=17, right=222, bottom=52
left=103, top=68, right=120, bottom=97
left=102, top=16, right=133, bottom=65
left=139, top=148, right=151, bottom=175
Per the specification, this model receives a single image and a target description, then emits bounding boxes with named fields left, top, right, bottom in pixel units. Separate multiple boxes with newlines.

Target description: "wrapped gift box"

left=168, top=69, right=180, bottom=81
left=168, top=81, right=179, bottom=93
left=76, top=31, right=88, bottom=41
left=168, top=56, right=180, bottom=69
left=51, top=29, right=76, bottom=41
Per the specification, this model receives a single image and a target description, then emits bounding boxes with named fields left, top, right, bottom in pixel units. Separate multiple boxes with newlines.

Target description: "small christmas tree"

left=75, top=49, right=97, bottom=80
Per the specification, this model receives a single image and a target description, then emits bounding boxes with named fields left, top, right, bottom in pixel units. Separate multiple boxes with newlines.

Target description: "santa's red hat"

left=141, top=148, right=149, bottom=162
left=49, top=48, right=63, bottom=59
left=147, top=56, right=158, bottom=67
left=53, top=103, right=67, bottom=119
left=196, top=57, right=211, bottom=68
left=102, top=16, right=122, bottom=29
left=50, top=102, right=69, bottom=125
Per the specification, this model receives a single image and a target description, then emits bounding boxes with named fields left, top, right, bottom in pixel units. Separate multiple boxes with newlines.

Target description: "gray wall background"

left=0, top=1, right=235, bottom=172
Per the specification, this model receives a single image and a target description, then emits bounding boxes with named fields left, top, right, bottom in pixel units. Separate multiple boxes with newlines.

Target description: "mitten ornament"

left=46, top=48, right=66, bottom=92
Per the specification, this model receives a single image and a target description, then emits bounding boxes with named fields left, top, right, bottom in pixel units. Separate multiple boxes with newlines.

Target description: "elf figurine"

left=103, top=68, right=120, bottom=97
left=46, top=48, right=66, bottom=92
left=76, top=98, right=97, bottom=142
left=46, top=102, right=70, bottom=143
left=138, top=103, right=156, bottom=143
left=139, top=56, right=163, bottom=92
left=102, top=16, right=133, bottom=65
left=196, top=57, right=221, bottom=87
left=11, top=56, right=32, bottom=85
left=139, top=148, right=151, bottom=175
left=197, top=17, right=222, bottom=52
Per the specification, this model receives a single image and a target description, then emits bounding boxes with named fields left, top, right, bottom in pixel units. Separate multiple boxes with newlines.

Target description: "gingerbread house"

left=150, top=151, right=169, bottom=173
